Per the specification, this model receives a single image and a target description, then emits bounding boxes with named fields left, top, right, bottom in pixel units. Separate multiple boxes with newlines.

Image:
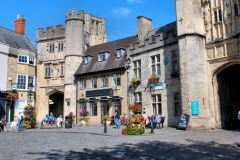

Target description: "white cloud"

left=111, top=8, right=131, bottom=16
left=127, top=0, right=143, bottom=3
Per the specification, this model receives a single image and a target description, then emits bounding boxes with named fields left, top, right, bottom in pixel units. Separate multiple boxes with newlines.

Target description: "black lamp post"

left=125, top=59, right=132, bottom=115
left=29, top=82, right=34, bottom=102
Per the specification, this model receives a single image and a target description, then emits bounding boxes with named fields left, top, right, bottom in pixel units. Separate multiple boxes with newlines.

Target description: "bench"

left=157, top=117, right=165, bottom=128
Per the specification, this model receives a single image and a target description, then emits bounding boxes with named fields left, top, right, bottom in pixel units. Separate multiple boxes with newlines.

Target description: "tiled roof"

left=0, top=26, right=35, bottom=52
left=74, top=35, right=138, bottom=76
left=145, top=21, right=177, bottom=39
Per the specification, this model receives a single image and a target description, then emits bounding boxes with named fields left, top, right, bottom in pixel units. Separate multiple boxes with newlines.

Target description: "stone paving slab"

left=0, top=125, right=240, bottom=159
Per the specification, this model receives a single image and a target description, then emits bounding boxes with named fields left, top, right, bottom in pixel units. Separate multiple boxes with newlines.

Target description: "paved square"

left=0, top=126, right=239, bottom=159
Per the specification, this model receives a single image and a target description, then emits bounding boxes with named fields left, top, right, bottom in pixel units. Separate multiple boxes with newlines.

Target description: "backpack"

left=238, top=111, right=240, bottom=120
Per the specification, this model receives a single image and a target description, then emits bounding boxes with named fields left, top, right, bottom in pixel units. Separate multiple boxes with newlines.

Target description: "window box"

left=170, top=71, right=179, bottom=77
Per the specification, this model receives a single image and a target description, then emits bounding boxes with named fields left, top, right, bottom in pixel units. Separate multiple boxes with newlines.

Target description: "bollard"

left=151, top=121, right=154, bottom=134
left=103, top=119, right=107, bottom=133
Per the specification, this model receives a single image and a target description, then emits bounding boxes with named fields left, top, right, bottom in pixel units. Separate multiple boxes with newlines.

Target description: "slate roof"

left=74, top=35, right=138, bottom=76
left=144, top=21, right=177, bottom=39
left=0, top=26, right=36, bottom=52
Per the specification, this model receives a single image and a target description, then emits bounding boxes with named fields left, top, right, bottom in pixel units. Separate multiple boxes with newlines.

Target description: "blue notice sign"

left=191, top=100, right=199, bottom=115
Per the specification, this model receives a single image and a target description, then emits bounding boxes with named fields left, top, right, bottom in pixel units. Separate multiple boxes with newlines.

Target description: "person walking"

left=17, top=112, right=24, bottom=131
left=114, top=107, right=120, bottom=129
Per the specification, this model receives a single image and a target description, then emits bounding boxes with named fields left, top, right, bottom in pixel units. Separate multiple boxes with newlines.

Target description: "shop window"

left=90, top=101, right=97, bottom=116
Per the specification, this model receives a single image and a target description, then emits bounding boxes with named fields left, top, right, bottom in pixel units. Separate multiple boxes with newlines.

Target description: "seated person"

left=155, top=113, right=161, bottom=128
left=145, top=116, right=151, bottom=128
left=47, top=112, right=55, bottom=126
left=151, top=113, right=158, bottom=129
left=56, top=115, right=63, bottom=128
left=42, top=114, right=48, bottom=128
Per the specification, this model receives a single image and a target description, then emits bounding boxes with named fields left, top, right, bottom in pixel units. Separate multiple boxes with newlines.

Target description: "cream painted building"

left=36, top=9, right=108, bottom=122
left=74, top=36, right=137, bottom=124
left=0, top=16, right=36, bottom=122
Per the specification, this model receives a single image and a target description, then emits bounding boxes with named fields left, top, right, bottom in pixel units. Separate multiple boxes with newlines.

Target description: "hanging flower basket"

left=6, top=91, right=18, bottom=100
left=130, top=78, right=141, bottom=88
left=148, top=75, right=160, bottom=84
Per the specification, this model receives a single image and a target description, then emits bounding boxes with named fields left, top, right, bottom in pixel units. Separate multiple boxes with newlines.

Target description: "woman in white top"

left=56, top=115, right=62, bottom=128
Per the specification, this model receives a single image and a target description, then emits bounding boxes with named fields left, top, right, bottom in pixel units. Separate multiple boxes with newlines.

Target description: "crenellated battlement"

left=127, top=22, right=177, bottom=56
left=66, top=8, right=84, bottom=21
left=36, top=24, right=65, bottom=42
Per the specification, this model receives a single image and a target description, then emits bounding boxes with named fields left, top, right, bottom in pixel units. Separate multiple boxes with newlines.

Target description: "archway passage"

left=49, top=92, right=64, bottom=118
left=218, top=64, right=240, bottom=129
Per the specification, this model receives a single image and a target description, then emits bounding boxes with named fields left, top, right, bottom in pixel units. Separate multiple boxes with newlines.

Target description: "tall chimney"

left=136, top=15, right=152, bottom=40
left=15, top=15, right=25, bottom=34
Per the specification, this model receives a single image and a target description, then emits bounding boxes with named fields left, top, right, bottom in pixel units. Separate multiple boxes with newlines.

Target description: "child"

left=56, top=115, right=62, bottom=128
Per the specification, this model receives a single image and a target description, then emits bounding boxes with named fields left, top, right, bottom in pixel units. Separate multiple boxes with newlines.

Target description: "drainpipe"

left=75, top=76, right=78, bottom=124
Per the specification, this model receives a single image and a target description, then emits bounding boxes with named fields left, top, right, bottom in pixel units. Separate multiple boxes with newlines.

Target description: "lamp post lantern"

left=29, top=82, right=34, bottom=102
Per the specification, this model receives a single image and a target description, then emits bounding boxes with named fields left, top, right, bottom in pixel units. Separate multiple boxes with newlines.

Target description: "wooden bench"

left=157, top=117, right=165, bottom=128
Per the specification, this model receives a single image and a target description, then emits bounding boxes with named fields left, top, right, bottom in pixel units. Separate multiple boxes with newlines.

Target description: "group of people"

left=41, top=112, right=62, bottom=128
left=145, top=113, right=161, bottom=129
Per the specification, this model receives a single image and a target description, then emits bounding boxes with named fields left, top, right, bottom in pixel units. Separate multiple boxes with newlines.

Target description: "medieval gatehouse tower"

left=36, top=9, right=107, bottom=122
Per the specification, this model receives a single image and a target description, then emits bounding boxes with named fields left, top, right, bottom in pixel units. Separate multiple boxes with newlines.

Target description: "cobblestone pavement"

left=0, top=125, right=240, bottom=160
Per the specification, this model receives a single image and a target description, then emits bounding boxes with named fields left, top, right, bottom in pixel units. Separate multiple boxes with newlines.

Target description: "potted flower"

left=79, top=110, right=89, bottom=126
left=130, top=78, right=141, bottom=88
left=102, top=115, right=112, bottom=126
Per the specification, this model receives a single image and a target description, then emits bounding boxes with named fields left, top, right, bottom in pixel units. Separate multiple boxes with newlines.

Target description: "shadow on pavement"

left=27, top=140, right=239, bottom=159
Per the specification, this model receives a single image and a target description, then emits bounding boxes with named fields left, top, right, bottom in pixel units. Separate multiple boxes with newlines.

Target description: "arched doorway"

left=218, top=64, right=240, bottom=129
left=49, top=92, right=64, bottom=118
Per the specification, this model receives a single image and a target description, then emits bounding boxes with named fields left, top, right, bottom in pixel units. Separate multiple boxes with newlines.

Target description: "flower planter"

left=106, top=121, right=111, bottom=126
left=81, top=120, right=87, bottom=126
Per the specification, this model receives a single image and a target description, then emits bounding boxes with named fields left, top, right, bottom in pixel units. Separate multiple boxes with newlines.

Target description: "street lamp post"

left=29, top=82, right=34, bottom=102
left=125, top=59, right=132, bottom=115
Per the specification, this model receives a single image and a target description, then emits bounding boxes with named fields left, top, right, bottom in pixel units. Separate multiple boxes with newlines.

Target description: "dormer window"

left=98, top=52, right=109, bottom=61
left=116, top=49, right=125, bottom=59
left=84, top=56, right=92, bottom=65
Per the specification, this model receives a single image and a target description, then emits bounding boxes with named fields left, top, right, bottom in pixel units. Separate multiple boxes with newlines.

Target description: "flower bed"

left=22, top=104, right=37, bottom=129
left=122, top=123, right=145, bottom=135
left=122, top=103, right=145, bottom=135
left=129, top=102, right=142, bottom=113
left=128, top=114, right=145, bottom=123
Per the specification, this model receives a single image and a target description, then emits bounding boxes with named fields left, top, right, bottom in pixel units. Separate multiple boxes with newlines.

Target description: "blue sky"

left=0, top=0, right=176, bottom=47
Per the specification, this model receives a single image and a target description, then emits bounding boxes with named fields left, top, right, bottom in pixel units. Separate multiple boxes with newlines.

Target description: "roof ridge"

left=0, top=26, right=24, bottom=35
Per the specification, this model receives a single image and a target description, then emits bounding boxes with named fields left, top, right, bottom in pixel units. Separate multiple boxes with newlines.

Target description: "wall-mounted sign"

left=27, top=93, right=34, bottom=98
left=163, top=57, right=169, bottom=65
left=12, top=83, right=17, bottom=90
left=191, top=100, right=199, bottom=115
left=149, top=82, right=163, bottom=91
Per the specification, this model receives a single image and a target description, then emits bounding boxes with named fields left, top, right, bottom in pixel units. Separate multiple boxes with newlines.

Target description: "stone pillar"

left=176, top=0, right=210, bottom=129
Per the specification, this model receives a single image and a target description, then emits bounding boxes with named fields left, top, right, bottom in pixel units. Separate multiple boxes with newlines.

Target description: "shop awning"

left=77, top=99, right=86, bottom=103
left=111, top=96, right=122, bottom=101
